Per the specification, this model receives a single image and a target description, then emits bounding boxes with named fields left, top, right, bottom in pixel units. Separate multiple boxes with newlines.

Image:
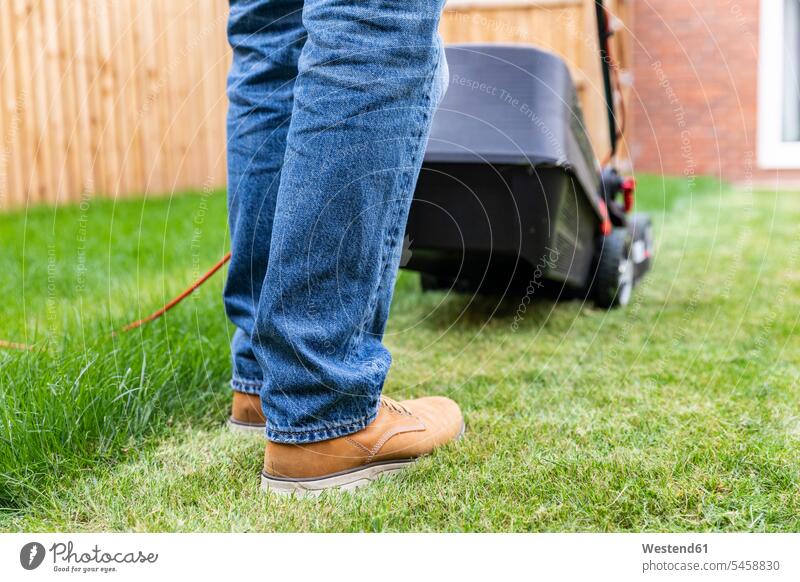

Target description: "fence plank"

left=134, top=0, right=162, bottom=193
left=0, top=0, right=20, bottom=209
left=12, top=0, right=39, bottom=204
left=70, top=0, right=95, bottom=198
left=54, top=0, right=81, bottom=202
left=108, top=0, right=131, bottom=196
left=30, top=0, right=59, bottom=204
left=42, top=0, right=70, bottom=203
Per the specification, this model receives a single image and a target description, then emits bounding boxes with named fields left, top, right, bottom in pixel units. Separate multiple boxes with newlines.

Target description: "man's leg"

left=253, top=0, right=451, bottom=445
left=224, top=0, right=305, bottom=430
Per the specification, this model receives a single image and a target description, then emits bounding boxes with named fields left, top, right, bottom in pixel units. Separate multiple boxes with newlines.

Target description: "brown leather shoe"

left=227, top=391, right=266, bottom=434
left=261, top=395, right=463, bottom=495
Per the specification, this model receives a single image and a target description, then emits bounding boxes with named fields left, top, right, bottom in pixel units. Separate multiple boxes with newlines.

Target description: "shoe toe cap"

left=402, top=395, right=464, bottom=446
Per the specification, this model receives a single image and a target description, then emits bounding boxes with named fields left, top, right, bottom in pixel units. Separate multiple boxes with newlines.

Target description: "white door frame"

left=758, top=0, right=800, bottom=169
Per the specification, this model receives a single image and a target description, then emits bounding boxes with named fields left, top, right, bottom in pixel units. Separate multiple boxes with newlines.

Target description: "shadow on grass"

left=417, top=290, right=562, bottom=331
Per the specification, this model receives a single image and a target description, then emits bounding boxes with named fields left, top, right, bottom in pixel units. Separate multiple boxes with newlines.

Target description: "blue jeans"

left=223, top=0, right=448, bottom=443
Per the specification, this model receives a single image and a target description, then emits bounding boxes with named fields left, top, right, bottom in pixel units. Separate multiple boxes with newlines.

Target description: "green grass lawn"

left=1, top=175, right=798, bottom=532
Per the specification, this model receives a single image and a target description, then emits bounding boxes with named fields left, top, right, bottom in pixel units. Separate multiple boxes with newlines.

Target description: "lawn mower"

left=404, top=12, right=652, bottom=308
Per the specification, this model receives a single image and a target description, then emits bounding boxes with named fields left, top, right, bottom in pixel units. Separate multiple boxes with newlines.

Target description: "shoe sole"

left=227, top=417, right=266, bottom=435
left=261, top=421, right=466, bottom=497
left=261, top=459, right=416, bottom=497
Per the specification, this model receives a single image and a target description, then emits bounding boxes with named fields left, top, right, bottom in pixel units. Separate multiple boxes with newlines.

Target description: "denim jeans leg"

left=252, top=0, right=449, bottom=443
left=224, top=0, right=305, bottom=395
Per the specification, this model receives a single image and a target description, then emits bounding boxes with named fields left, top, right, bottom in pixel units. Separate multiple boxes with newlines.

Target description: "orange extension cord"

left=1, top=252, right=232, bottom=351
left=117, top=252, right=231, bottom=333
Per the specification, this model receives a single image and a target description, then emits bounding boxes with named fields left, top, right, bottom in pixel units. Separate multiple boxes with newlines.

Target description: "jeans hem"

left=265, top=406, right=379, bottom=444
left=230, top=376, right=264, bottom=395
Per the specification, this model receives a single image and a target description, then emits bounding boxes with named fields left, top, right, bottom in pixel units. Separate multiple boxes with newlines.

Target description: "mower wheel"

left=629, top=213, right=654, bottom=283
left=592, top=228, right=634, bottom=309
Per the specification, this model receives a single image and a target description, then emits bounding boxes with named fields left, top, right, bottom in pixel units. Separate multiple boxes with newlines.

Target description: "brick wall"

left=630, top=0, right=800, bottom=185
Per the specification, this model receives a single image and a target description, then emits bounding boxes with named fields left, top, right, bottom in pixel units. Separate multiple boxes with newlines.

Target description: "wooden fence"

left=0, top=0, right=630, bottom=210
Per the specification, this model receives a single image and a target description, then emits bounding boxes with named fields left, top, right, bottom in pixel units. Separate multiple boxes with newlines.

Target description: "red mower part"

left=597, top=199, right=613, bottom=236
left=622, top=176, right=636, bottom=213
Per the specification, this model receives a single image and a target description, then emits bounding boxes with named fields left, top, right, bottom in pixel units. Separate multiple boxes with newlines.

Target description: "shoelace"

left=380, top=396, right=412, bottom=416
